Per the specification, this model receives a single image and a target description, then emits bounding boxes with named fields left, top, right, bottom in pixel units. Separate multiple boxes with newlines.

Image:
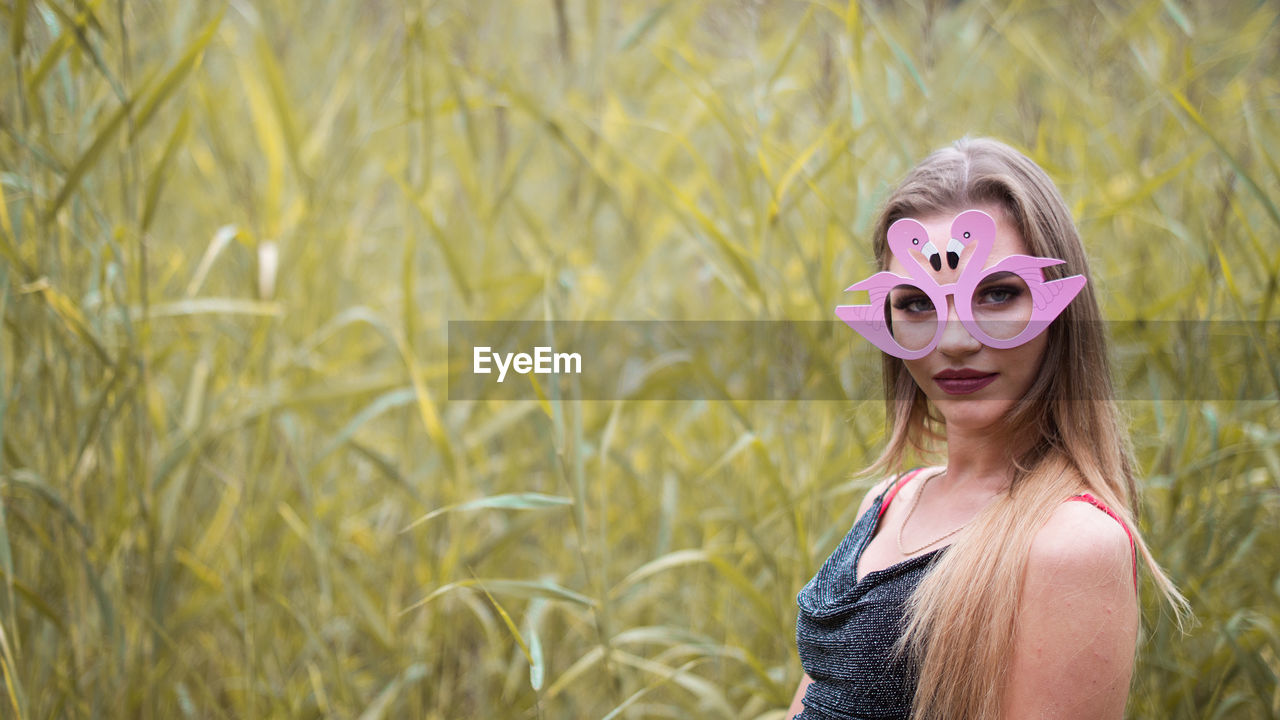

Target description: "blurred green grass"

left=0, top=0, right=1277, bottom=717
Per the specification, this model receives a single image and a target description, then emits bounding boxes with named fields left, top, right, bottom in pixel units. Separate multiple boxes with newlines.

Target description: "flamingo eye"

left=963, top=231, right=971, bottom=238
left=912, top=238, right=919, bottom=245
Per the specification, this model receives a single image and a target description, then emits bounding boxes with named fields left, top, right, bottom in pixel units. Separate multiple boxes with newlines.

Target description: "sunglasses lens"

left=971, top=273, right=1033, bottom=341
left=885, top=284, right=938, bottom=352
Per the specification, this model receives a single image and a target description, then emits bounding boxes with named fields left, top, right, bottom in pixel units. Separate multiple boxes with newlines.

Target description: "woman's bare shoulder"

left=1003, top=499, right=1138, bottom=718
left=1029, top=499, right=1134, bottom=581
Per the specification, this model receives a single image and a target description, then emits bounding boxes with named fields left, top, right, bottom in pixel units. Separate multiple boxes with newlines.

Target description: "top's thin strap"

left=1066, top=493, right=1139, bottom=591
left=877, top=467, right=928, bottom=519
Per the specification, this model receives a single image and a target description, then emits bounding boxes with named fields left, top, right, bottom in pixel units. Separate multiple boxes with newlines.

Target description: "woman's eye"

left=892, top=295, right=934, bottom=314
left=978, top=285, right=1020, bottom=304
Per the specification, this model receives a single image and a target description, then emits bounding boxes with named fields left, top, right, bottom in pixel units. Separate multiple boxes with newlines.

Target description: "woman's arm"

left=785, top=673, right=814, bottom=720
left=1001, top=501, right=1139, bottom=719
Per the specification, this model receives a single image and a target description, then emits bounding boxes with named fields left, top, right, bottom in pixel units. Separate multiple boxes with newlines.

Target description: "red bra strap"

left=877, top=467, right=928, bottom=519
left=1067, top=493, right=1139, bottom=591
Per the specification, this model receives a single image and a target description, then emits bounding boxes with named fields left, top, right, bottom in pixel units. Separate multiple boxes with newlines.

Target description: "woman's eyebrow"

left=977, top=271, right=1018, bottom=285
left=888, top=286, right=928, bottom=298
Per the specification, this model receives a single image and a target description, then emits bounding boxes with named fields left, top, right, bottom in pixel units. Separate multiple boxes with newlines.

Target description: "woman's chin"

left=934, top=399, right=1014, bottom=432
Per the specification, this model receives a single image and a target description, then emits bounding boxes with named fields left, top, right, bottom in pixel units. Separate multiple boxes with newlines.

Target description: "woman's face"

left=886, top=204, right=1049, bottom=436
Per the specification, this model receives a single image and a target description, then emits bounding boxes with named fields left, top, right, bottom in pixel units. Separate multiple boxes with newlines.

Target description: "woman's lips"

left=934, top=373, right=998, bottom=395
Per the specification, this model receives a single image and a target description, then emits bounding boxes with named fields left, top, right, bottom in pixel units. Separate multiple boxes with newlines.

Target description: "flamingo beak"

left=946, top=237, right=965, bottom=270
left=921, top=241, right=943, bottom=272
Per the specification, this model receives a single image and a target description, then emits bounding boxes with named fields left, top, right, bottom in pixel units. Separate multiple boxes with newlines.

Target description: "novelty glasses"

left=835, top=209, right=1086, bottom=360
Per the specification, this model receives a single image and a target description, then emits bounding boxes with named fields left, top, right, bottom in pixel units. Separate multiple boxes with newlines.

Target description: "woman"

left=787, top=138, right=1188, bottom=720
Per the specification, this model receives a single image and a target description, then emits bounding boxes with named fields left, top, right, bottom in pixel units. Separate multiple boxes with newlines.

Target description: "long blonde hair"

left=858, top=137, right=1190, bottom=719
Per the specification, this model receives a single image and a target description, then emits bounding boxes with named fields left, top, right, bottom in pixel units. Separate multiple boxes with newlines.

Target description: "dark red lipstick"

left=933, top=369, right=997, bottom=395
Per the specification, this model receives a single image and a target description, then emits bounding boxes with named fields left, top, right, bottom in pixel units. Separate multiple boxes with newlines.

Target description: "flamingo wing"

left=1032, top=275, right=1087, bottom=316
left=982, top=255, right=1085, bottom=313
left=846, top=270, right=910, bottom=293
left=836, top=273, right=903, bottom=355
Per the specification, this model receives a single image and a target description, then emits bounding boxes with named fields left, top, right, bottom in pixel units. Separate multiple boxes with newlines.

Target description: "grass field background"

left=1, top=1, right=1278, bottom=717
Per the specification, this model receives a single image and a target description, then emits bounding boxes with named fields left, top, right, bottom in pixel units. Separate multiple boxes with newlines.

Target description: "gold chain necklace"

left=896, top=470, right=973, bottom=555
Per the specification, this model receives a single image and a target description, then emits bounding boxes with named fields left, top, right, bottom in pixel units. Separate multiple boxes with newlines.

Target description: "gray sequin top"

left=794, top=469, right=945, bottom=720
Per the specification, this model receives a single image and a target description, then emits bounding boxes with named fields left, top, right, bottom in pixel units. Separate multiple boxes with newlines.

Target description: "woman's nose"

left=938, top=296, right=981, bottom=355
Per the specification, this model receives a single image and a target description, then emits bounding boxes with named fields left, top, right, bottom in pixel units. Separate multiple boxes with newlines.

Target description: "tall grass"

left=0, top=1, right=1277, bottom=717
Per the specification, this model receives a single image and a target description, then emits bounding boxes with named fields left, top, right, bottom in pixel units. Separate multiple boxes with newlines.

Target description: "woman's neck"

left=936, top=423, right=1026, bottom=495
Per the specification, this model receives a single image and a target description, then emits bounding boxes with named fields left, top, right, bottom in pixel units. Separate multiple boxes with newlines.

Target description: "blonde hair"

left=858, top=137, right=1190, bottom=719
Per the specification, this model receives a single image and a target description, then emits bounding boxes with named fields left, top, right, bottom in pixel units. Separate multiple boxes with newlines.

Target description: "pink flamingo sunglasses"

left=835, top=209, right=1086, bottom=360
